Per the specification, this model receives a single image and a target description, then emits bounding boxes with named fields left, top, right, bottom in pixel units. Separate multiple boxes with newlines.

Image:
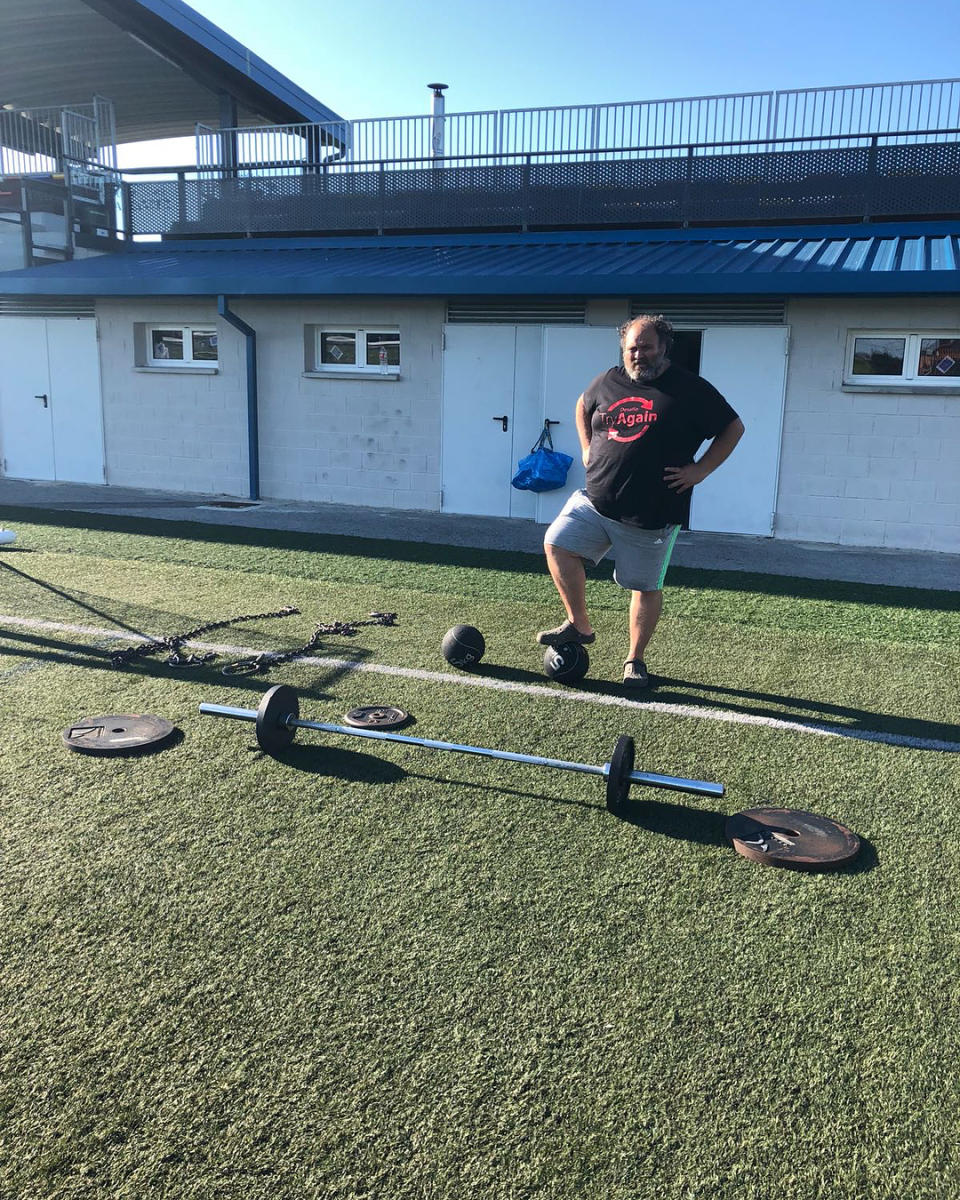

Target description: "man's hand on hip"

left=663, top=462, right=708, bottom=493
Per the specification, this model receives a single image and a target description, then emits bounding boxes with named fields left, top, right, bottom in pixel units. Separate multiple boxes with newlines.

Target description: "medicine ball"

left=543, top=641, right=589, bottom=685
left=442, top=624, right=486, bottom=669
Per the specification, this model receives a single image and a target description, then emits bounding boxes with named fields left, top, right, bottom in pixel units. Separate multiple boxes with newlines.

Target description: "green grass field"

left=1, top=506, right=958, bottom=1200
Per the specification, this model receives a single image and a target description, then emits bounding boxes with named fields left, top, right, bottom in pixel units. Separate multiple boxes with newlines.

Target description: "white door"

left=536, top=326, right=621, bottom=525
left=0, top=317, right=104, bottom=483
left=441, top=325, right=544, bottom=518
left=46, top=318, right=105, bottom=483
left=690, top=326, right=789, bottom=536
left=0, top=319, right=56, bottom=479
left=441, top=324, right=619, bottom=520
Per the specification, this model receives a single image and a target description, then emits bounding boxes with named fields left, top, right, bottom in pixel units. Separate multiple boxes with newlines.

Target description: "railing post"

left=377, top=160, right=385, bottom=235
left=121, top=179, right=132, bottom=239
left=863, top=133, right=879, bottom=222
left=681, top=144, right=694, bottom=226
left=177, top=170, right=188, bottom=231
left=521, top=153, right=531, bottom=232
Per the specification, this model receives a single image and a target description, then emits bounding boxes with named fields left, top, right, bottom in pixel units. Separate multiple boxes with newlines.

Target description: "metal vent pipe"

left=428, top=82, right=448, bottom=157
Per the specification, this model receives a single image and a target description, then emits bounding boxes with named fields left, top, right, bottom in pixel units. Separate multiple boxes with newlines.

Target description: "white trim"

left=844, top=329, right=960, bottom=387
left=145, top=323, right=219, bottom=368
left=302, top=370, right=399, bottom=382
left=310, top=326, right=401, bottom=375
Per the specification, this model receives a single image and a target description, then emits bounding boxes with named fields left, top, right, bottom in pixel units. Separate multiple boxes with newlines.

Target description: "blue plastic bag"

left=511, top=423, right=573, bottom=493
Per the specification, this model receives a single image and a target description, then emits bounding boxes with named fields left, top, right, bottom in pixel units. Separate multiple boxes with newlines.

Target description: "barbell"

left=198, top=685, right=725, bottom=810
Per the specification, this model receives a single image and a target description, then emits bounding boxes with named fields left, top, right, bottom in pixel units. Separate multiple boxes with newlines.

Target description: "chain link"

left=110, top=606, right=301, bottom=669
left=220, top=612, right=398, bottom=676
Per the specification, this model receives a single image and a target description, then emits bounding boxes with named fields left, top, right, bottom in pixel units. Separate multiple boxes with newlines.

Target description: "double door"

left=440, top=324, right=616, bottom=523
left=0, top=317, right=104, bottom=483
left=441, top=323, right=789, bottom=536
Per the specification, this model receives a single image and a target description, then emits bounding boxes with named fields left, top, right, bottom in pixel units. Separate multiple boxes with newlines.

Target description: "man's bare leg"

left=628, top=588, right=663, bottom=661
left=543, top=543, right=594, bottom=635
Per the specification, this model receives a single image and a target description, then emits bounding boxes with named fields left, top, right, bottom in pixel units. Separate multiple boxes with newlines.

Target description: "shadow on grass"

left=613, top=797, right=879, bottom=872
left=1, top=558, right=152, bottom=638
left=5, top=502, right=959, bottom=612
left=0, top=625, right=377, bottom=699
left=617, top=797, right=729, bottom=846
left=464, top=660, right=960, bottom=751
left=261, top=742, right=406, bottom=785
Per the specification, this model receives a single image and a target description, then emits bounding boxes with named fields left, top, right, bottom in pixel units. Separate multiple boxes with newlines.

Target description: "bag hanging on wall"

left=511, top=421, right=573, bottom=493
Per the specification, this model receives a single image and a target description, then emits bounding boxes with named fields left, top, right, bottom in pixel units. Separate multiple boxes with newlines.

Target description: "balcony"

left=125, top=79, right=960, bottom=238
left=5, top=80, right=960, bottom=250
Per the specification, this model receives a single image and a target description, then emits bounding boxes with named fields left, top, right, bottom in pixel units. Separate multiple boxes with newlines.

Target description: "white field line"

left=3, top=613, right=959, bottom=753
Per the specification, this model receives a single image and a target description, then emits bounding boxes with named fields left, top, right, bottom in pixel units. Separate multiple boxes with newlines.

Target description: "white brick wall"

left=778, top=297, right=960, bottom=552
left=96, top=297, right=445, bottom=509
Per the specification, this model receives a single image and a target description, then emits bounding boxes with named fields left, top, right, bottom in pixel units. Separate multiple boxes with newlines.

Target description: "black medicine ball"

left=442, top=624, right=485, bottom=669
left=543, top=641, right=589, bottom=684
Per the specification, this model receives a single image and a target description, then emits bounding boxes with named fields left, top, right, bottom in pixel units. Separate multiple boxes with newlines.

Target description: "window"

left=845, top=331, right=960, bottom=386
left=314, top=328, right=400, bottom=374
left=147, top=325, right=218, bottom=367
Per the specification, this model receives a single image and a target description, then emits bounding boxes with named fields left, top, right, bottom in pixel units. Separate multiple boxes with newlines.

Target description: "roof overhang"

left=1, top=223, right=958, bottom=299
left=0, top=0, right=345, bottom=144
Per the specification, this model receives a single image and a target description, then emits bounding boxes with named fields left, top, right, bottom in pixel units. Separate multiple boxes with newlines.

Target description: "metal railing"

left=0, top=96, right=117, bottom=177
left=195, top=78, right=960, bottom=175
left=124, top=123, right=960, bottom=239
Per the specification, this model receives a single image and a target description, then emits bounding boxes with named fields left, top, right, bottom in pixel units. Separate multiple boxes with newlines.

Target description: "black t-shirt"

left=582, top=364, right=739, bottom=528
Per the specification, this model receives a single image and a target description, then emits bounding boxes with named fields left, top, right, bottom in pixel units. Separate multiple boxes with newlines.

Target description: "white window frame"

left=844, top=330, right=960, bottom=387
left=146, top=323, right=219, bottom=368
left=312, top=327, right=401, bottom=377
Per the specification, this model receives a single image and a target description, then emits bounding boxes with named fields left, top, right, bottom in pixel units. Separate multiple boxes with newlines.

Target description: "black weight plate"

left=63, top=713, right=175, bottom=755
left=256, top=684, right=299, bottom=755
left=343, top=705, right=411, bottom=730
left=726, top=807, right=861, bottom=871
left=606, top=734, right=635, bottom=811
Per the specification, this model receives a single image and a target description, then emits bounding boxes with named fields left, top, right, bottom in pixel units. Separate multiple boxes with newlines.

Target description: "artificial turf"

left=0, top=508, right=958, bottom=1199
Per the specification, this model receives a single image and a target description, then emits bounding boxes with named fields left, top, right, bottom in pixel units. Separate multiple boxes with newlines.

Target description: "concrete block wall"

left=96, top=296, right=445, bottom=508
left=236, top=297, right=444, bottom=510
left=97, top=298, right=248, bottom=495
left=777, top=297, right=960, bottom=553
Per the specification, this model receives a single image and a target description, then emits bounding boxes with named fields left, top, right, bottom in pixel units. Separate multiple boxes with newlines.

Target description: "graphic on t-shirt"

left=601, top=395, right=658, bottom=443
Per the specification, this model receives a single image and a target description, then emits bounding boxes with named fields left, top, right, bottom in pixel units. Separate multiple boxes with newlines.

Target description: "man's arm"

left=575, top=394, right=591, bottom=467
left=663, top=416, right=745, bottom=494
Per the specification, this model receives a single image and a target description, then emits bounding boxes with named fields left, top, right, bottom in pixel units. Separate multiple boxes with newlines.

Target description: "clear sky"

left=119, top=0, right=960, bottom=164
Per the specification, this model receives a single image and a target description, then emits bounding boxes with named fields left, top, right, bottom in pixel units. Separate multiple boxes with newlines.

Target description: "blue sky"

left=183, top=0, right=959, bottom=118
left=120, top=0, right=960, bottom=164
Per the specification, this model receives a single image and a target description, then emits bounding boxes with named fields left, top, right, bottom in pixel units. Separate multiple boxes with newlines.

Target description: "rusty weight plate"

left=343, top=705, right=411, bottom=730
left=726, top=807, right=860, bottom=871
left=63, top=713, right=176, bottom=755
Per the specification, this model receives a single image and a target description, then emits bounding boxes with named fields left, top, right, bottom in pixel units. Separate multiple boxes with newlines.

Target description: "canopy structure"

left=0, top=0, right=344, bottom=144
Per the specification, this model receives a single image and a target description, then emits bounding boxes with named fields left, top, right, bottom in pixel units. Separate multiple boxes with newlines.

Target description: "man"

left=537, top=315, right=744, bottom=687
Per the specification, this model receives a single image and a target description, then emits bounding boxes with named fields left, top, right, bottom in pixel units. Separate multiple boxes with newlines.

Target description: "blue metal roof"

left=2, top=223, right=958, bottom=298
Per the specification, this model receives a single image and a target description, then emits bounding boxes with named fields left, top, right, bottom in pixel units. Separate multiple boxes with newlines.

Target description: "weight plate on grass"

left=343, top=705, right=410, bottom=730
left=62, top=713, right=175, bottom=755
left=726, top=807, right=860, bottom=871
left=605, top=734, right=635, bottom=811
left=256, top=684, right=299, bottom=755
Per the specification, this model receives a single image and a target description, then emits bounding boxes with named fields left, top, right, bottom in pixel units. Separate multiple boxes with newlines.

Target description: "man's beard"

left=625, top=355, right=667, bottom=382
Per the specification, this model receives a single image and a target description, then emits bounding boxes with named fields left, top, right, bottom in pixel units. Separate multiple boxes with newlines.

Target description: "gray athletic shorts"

left=544, top=489, right=680, bottom=591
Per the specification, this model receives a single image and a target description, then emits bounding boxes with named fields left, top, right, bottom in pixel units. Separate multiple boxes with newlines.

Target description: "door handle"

left=492, top=415, right=508, bottom=432
left=35, top=394, right=48, bottom=408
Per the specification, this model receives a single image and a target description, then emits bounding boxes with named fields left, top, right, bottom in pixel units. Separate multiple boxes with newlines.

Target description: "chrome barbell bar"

left=199, top=685, right=725, bottom=807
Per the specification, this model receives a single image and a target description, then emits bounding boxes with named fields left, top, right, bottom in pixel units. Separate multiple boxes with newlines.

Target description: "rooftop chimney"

left=428, top=83, right=448, bottom=158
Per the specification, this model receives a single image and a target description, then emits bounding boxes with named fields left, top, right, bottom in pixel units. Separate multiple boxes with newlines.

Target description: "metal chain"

left=219, top=612, right=398, bottom=676
left=110, top=606, right=301, bottom=669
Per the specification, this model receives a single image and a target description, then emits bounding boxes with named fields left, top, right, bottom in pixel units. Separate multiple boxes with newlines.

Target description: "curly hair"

left=618, top=314, right=674, bottom=353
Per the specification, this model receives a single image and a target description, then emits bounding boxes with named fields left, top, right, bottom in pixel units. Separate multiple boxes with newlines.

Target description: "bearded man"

left=537, top=314, right=744, bottom=687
